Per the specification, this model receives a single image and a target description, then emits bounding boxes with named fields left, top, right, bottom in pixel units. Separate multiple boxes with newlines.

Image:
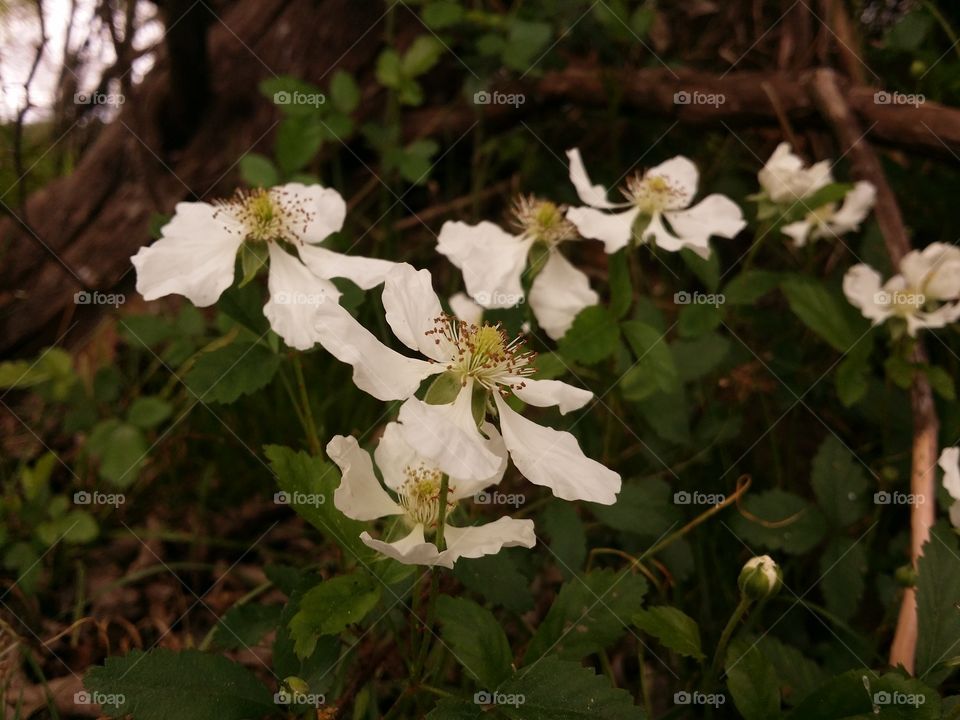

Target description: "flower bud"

left=738, top=555, right=782, bottom=600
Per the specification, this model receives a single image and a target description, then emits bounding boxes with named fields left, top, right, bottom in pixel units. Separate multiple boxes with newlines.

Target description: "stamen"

left=511, top=194, right=577, bottom=245
left=213, top=187, right=314, bottom=244
left=623, top=173, right=684, bottom=214
left=398, top=464, right=456, bottom=529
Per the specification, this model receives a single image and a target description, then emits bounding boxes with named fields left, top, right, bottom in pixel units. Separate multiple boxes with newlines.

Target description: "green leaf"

left=238, top=153, right=278, bottom=187
left=608, top=249, right=632, bottom=318
left=265, top=445, right=372, bottom=562
left=289, top=573, right=381, bottom=658
left=454, top=552, right=533, bottom=613
left=276, top=115, right=324, bottom=174
left=84, top=648, right=276, bottom=720
left=835, top=335, right=873, bottom=406
left=126, top=396, right=172, bottom=430
left=779, top=183, right=852, bottom=225
left=524, top=569, right=647, bottom=663
left=671, top=333, right=731, bottom=382
left=393, top=139, right=439, bottom=183
left=925, top=365, right=955, bottom=400
left=633, top=606, right=704, bottom=660
left=591, top=479, right=681, bottom=538
left=422, top=1, right=464, bottom=28
left=786, top=670, right=939, bottom=719
left=328, top=70, right=360, bottom=114
left=93, top=422, right=148, bottom=488
left=725, top=635, right=780, bottom=720
left=36, top=510, right=98, bottom=545
left=729, top=489, right=827, bottom=554
left=819, top=537, right=867, bottom=622
left=680, top=247, right=721, bottom=291
left=885, top=10, right=933, bottom=51
left=780, top=275, right=866, bottom=352
left=541, top=502, right=586, bottom=578
left=916, top=525, right=960, bottom=684
left=502, top=19, right=552, bottom=72
left=810, top=435, right=869, bottom=527
left=272, top=572, right=342, bottom=692
left=620, top=320, right=679, bottom=399
left=0, top=347, right=76, bottom=394
left=212, top=604, right=282, bottom=651
left=376, top=49, right=403, bottom=87
left=21, top=452, right=56, bottom=500
left=723, top=270, right=781, bottom=305
left=402, top=36, right=444, bottom=77
left=185, top=342, right=280, bottom=404
left=558, top=306, right=620, bottom=364
left=436, top=596, right=513, bottom=688
left=677, top=302, right=722, bottom=339
left=756, top=636, right=827, bottom=707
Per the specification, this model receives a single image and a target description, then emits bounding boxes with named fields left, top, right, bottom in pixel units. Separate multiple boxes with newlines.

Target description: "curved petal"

left=440, top=517, right=536, bottom=564
left=781, top=220, right=813, bottom=248
left=131, top=202, right=243, bottom=306
left=436, top=221, right=532, bottom=308
left=566, top=148, right=618, bottom=209
left=528, top=251, right=599, bottom=340
left=512, top=377, right=592, bottom=415
left=361, top=525, right=452, bottom=568
left=297, top=244, right=396, bottom=289
left=758, top=143, right=832, bottom=203
left=448, top=422, right=509, bottom=501
left=939, top=447, right=960, bottom=501
left=397, top=381, right=502, bottom=482
left=843, top=264, right=893, bottom=325
left=264, top=244, right=341, bottom=351
left=274, top=183, right=345, bottom=244
left=828, top=181, right=875, bottom=235
left=566, top=206, right=638, bottom=254
left=449, top=292, right=484, bottom=324
left=662, top=194, right=746, bottom=253
left=327, top=435, right=403, bottom=521
left=374, top=421, right=427, bottom=493
left=901, top=243, right=960, bottom=301
left=646, top=156, right=698, bottom=210
left=912, top=301, right=960, bottom=335
left=493, top=394, right=621, bottom=504
left=314, top=300, right=441, bottom=400
left=382, top=264, right=449, bottom=361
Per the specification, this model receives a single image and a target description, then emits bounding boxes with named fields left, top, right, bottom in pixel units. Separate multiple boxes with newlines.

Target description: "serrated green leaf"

left=633, top=606, right=704, bottom=660
left=591, top=479, right=682, bottom=538
left=84, top=649, right=276, bottom=720
left=126, top=396, right=172, bottom=430
left=756, top=635, right=827, bottom=707
left=916, top=525, right=960, bottom=685
left=276, top=115, right=324, bottom=174
left=558, top=306, right=620, bottom=364
left=212, top=604, right=282, bottom=651
left=185, top=342, right=280, bottom=404
left=786, top=670, right=939, bottom=719
left=726, top=635, right=780, bottom=720
left=836, top=335, right=874, bottom=407
left=289, top=573, right=380, bottom=658
left=437, top=596, right=513, bottom=688
left=819, top=537, right=867, bottom=621
left=620, top=320, right=679, bottom=399
left=454, top=552, right=533, bottom=613
left=723, top=270, right=782, bottom=305
left=781, top=275, right=866, bottom=352
left=810, top=435, right=869, bottom=527
left=541, top=501, right=586, bottom=579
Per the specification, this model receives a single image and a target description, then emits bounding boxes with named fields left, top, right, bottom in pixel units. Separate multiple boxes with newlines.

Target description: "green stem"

left=292, top=355, right=321, bottom=455
left=707, top=596, right=752, bottom=688
left=412, top=475, right=450, bottom=683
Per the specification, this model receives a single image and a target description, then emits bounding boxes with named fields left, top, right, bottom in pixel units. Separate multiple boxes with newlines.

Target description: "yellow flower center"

left=398, top=464, right=454, bottom=528
left=215, top=188, right=313, bottom=244
left=625, top=173, right=684, bottom=214
left=512, top=195, right=577, bottom=245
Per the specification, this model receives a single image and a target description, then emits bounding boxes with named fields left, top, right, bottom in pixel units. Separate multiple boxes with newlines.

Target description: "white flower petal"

left=397, top=381, right=502, bottom=482
left=782, top=220, right=813, bottom=247
left=361, top=525, right=452, bottom=568
left=327, top=435, right=404, bottom=521
left=275, top=183, right=345, bottom=244
left=566, top=205, right=639, bottom=253
left=441, top=517, right=536, bottom=564
left=264, top=244, right=340, bottom=351
left=646, top=156, right=698, bottom=209
left=131, top=202, right=243, bottom=306
left=950, top=502, right=960, bottom=528
left=314, top=300, right=441, bottom=400
left=662, top=194, right=746, bottom=253
left=828, top=181, right=875, bottom=235
left=512, top=378, right=592, bottom=415
left=901, top=243, right=960, bottom=301
left=528, top=251, right=599, bottom=340
left=843, top=264, right=893, bottom=325
left=297, top=244, right=396, bottom=290
left=493, top=393, right=621, bottom=504
left=758, top=143, right=833, bottom=203
left=382, top=264, right=448, bottom=361
left=939, top=447, right=960, bottom=501
left=911, top=302, right=960, bottom=335
left=448, top=422, right=509, bottom=500
left=374, top=422, right=424, bottom=493
left=437, top=221, right=532, bottom=308
left=449, top=292, right=484, bottom=324
left=566, top=148, right=618, bottom=209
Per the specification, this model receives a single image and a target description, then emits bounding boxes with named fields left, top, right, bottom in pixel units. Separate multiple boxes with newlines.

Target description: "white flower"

left=843, top=242, right=960, bottom=336
left=130, top=183, right=395, bottom=350
left=448, top=292, right=484, bottom=325
left=437, top=196, right=599, bottom=339
left=938, top=447, right=960, bottom=527
left=738, top=555, right=782, bottom=600
left=327, top=422, right=534, bottom=568
left=565, top=147, right=745, bottom=258
left=315, top=263, right=621, bottom=504
left=757, top=143, right=876, bottom=247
